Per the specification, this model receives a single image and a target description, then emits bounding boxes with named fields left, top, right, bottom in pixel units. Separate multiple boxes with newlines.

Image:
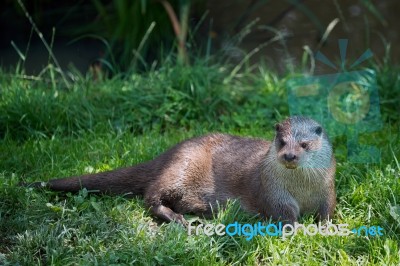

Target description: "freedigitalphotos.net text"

left=187, top=221, right=384, bottom=240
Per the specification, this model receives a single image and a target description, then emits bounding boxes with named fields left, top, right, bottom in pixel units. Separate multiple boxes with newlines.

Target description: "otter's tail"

left=25, top=163, right=156, bottom=196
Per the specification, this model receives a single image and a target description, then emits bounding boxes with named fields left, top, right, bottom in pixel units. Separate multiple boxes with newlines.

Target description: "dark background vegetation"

left=1, top=0, right=399, bottom=74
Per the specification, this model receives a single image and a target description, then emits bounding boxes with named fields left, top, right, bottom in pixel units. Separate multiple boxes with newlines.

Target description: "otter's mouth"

left=284, top=163, right=298, bottom=169
left=279, top=159, right=299, bottom=169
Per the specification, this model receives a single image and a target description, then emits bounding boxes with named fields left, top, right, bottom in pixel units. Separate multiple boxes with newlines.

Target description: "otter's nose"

left=284, top=153, right=297, bottom=162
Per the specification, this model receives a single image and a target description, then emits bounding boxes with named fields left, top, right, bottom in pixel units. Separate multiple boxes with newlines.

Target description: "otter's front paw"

left=267, top=203, right=299, bottom=224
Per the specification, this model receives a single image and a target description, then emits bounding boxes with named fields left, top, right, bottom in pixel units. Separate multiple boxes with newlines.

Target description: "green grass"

left=0, top=60, right=399, bottom=265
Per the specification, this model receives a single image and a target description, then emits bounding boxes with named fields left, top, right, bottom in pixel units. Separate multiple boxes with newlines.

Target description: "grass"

left=0, top=59, right=399, bottom=265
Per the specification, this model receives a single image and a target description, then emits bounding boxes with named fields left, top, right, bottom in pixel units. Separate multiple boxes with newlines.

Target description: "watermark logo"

left=286, top=39, right=382, bottom=163
left=188, top=221, right=384, bottom=241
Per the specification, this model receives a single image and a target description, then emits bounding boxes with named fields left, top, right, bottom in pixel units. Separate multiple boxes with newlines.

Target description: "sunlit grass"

left=0, top=61, right=399, bottom=264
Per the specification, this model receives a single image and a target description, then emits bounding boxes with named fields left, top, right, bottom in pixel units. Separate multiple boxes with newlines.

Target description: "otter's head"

left=273, top=116, right=332, bottom=169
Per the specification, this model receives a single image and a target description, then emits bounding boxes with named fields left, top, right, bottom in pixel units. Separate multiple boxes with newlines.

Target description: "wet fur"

left=28, top=117, right=336, bottom=225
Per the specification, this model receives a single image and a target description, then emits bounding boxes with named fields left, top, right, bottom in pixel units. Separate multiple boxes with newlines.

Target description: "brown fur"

left=28, top=116, right=336, bottom=225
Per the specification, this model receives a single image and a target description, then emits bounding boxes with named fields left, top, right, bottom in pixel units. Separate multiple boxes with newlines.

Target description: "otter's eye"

left=301, top=142, right=308, bottom=149
left=280, top=139, right=286, bottom=146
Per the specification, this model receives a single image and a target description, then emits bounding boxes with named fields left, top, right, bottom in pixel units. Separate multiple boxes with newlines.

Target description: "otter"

left=27, top=116, right=336, bottom=225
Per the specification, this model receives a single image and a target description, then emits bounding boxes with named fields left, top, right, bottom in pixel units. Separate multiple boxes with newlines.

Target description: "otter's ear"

left=315, top=126, right=322, bottom=136
left=275, top=123, right=282, bottom=132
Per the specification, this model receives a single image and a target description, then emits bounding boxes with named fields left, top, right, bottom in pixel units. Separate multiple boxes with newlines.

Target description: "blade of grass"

left=17, top=0, right=71, bottom=89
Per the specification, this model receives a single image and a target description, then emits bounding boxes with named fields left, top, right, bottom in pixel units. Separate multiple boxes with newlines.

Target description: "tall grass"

left=0, top=36, right=296, bottom=141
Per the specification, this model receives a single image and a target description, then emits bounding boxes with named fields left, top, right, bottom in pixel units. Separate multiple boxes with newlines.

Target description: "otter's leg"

left=316, top=193, right=336, bottom=221
left=264, top=194, right=300, bottom=224
left=269, top=203, right=299, bottom=224
left=150, top=205, right=188, bottom=226
left=144, top=188, right=189, bottom=226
